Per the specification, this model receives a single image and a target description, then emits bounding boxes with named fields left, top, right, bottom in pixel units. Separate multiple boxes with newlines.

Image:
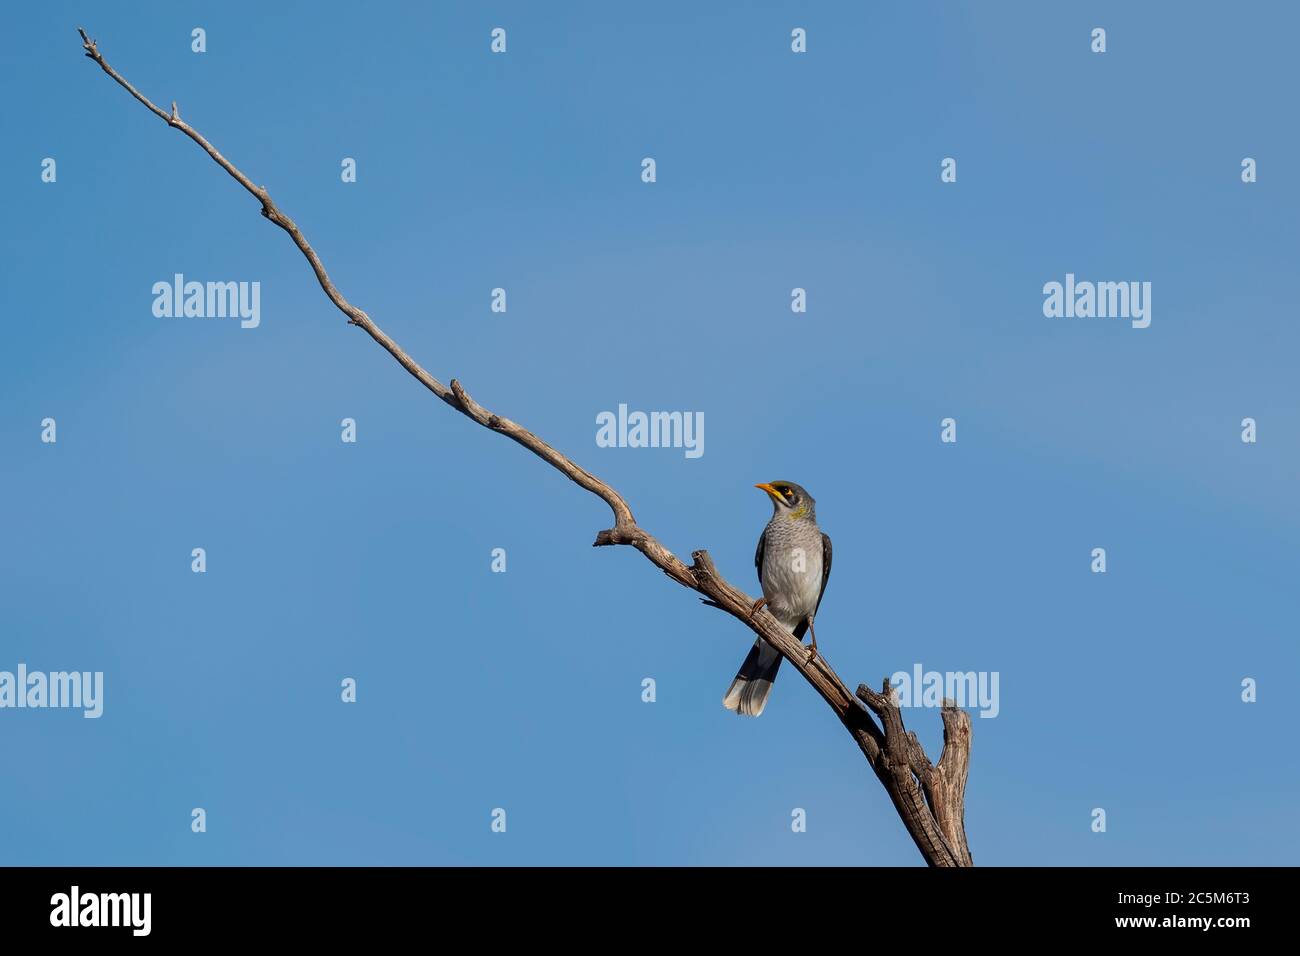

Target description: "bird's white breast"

left=761, top=537, right=823, bottom=630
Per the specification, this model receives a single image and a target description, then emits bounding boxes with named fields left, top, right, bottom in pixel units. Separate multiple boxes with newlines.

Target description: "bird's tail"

left=722, top=639, right=783, bottom=717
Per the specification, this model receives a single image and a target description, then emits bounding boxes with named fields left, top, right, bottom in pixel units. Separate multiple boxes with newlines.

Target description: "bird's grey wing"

left=814, top=532, right=832, bottom=615
left=754, top=527, right=766, bottom=580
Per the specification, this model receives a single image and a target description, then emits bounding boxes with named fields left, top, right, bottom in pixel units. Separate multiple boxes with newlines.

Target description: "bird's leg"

left=748, top=597, right=768, bottom=619
left=805, top=618, right=819, bottom=663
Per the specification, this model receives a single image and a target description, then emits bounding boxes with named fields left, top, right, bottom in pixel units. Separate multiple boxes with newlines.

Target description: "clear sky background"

left=2, top=1, right=1296, bottom=866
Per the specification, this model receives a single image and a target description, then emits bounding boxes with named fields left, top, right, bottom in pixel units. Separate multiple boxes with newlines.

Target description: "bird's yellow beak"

left=754, top=482, right=783, bottom=502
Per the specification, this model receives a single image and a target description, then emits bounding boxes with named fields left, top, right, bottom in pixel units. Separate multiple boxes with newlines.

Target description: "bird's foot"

left=748, top=597, right=767, bottom=619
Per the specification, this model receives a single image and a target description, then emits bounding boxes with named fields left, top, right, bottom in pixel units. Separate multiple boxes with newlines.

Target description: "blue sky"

left=2, top=1, right=1296, bottom=865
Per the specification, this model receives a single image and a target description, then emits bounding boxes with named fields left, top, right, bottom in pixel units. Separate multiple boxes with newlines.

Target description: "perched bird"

left=722, top=481, right=832, bottom=717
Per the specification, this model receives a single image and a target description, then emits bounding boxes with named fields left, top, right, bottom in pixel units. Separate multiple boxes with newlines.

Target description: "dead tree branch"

left=75, top=27, right=972, bottom=866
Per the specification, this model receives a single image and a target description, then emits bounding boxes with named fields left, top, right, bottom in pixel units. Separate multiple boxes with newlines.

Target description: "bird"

left=722, top=481, right=832, bottom=717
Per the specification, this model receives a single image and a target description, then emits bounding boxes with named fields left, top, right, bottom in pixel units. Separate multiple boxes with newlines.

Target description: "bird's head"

left=755, top=481, right=815, bottom=519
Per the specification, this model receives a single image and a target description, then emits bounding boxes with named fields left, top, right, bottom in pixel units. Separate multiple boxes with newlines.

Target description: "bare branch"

left=76, top=29, right=973, bottom=866
left=929, top=703, right=974, bottom=866
left=857, top=680, right=964, bottom=866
